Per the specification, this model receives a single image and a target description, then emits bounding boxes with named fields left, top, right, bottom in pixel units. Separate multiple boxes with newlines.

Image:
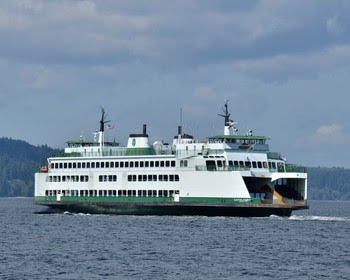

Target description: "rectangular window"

left=159, top=175, right=163, bottom=181
left=234, top=161, right=239, bottom=167
left=82, top=162, right=86, bottom=168
left=87, top=162, right=90, bottom=168
left=166, top=161, right=170, bottom=167
left=169, top=175, right=174, bottom=181
left=263, top=162, right=268, bottom=169
left=64, top=162, right=67, bottom=169
left=150, top=161, right=154, bottom=167
left=160, top=161, right=165, bottom=167
left=55, top=163, right=58, bottom=169
left=135, top=161, right=139, bottom=168
left=59, top=163, right=63, bottom=169
left=145, top=161, right=149, bottom=167
left=106, top=162, right=109, bottom=168
left=239, top=161, right=244, bottom=167
left=257, top=161, right=262, bottom=168
left=115, top=162, right=119, bottom=168
left=133, top=175, right=136, bottom=182
left=148, top=175, right=153, bottom=181
left=143, top=175, right=147, bottom=181
left=272, top=162, right=276, bottom=169
left=175, top=175, right=179, bottom=181
left=99, top=175, right=103, bottom=182
left=108, top=175, right=113, bottom=182
left=142, top=190, right=147, bottom=197
left=128, top=175, right=132, bottom=181
left=252, top=161, right=257, bottom=168
left=148, top=190, right=153, bottom=197
left=138, top=190, right=142, bottom=196
left=120, top=162, right=124, bottom=168
left=77, top=162, right=81, bottom=168
left=217, top=161, right=223, bottom=167
left=130, top=162, right=134, bottom=168
left=153, top=175, right=157, bottom=181
left=158, top=190, right=163, bottom=197
left=118, top=190, right=122, bottom=196
left=132, top=190, right=136, bottom=196
left=164, top=190, right=168, bottom=197
left=155, top=161, right=159, bottom=167
left=125, top=162, right=129, bottom=168
left=110, top=162, right=114, bottom=168
left=91, top=162, right=95, bottom=168
left=140, top=161, right=144, bottom=168
left=138, top=175, right=143, bottom=181
left=245, top=161, right=251, bottom=168
left=73, top=163, right=76, bottom=168
left=171, top=161, right=175, bottom=167
left=68, top=162, right=72, bottom=169
left=96, top=162, right=100, bottom=168
left=101, top=162, right=105, bottom=168
left=122, top=190, right=127, bottom=196
left=163, top=175, right=168, bottom=181
left=127, top=190, right=132, bottom=196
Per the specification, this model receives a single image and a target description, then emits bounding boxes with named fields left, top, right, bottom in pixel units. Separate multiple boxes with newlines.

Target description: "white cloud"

left=313, top=124, right=349, bottom=144
left=326, top=16, right=344, bottom=35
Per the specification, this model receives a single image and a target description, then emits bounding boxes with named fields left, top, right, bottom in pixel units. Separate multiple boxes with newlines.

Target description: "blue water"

left=0, top=199, right=349, bottom=280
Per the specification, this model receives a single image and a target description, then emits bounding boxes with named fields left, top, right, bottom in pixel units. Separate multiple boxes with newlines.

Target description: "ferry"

left=34, top=102, right=308, bottom=216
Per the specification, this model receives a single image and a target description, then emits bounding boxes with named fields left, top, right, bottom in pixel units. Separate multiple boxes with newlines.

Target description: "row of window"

left=48, top=175, right=89, bottom=183
left=51, top=160, right=177, bottom=170
left=99, top=175, right=117, bottom=182
left=127, top=174, right=180, bottom=182
left=207, top=160, right=282, bottom=169
left=45, top=189, right=180, bottom=197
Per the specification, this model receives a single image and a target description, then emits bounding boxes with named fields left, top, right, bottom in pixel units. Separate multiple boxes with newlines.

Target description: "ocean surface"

left=0, top=199, right=349, bottom=280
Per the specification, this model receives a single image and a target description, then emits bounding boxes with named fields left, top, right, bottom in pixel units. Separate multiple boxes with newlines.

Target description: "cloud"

left=1, top=0, right=349, bottom=70
left=312, top=124, right=349, bottom=144
left=233, top=44, right=350, bottom=82
left=193, top=86, right=217, bottom=100
left=326, top=16, right=344, bottom=35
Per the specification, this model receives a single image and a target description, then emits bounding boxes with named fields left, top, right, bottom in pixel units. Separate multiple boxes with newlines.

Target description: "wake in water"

left=289, top=215, right=350, bottom=222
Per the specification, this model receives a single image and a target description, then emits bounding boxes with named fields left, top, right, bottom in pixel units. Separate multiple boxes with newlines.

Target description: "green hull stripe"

left=34, top=196, right=260, bottom=204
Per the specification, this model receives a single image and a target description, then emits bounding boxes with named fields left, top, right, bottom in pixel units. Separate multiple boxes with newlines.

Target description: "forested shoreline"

left=0, top=137, right=349, bottom=199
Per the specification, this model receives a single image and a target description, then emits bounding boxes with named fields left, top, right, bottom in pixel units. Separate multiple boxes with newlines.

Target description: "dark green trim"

left=35, top=196, right=257, bottom=204
left=125, top=148, right=156, bottom=156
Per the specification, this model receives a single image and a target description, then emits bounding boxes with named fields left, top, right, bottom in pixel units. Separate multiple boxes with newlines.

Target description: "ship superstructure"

left=34, top=103, right=308, bottom=216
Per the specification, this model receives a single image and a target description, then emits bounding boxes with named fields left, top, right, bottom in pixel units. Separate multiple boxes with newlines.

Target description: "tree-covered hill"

left=0, top=137, right=349, bottom=199
left=0, top=137, right=61, bottom=196
left=307, top=167, right=350, bottom=200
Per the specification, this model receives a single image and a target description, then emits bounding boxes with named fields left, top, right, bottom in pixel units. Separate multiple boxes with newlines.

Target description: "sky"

left=0, top=0, right=350, bottom=168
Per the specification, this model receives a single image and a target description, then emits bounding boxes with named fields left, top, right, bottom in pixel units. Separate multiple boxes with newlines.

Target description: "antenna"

left=218, top=100, right=235, bottom=127
left=100, top=107, right=111, bottom=132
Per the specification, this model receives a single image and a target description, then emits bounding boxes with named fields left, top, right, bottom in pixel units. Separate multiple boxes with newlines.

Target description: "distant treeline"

left=0, top=137, right=349, bottom=199
left=307, top=167, right=350, bottom=200
left=0, top=137, right=61, bottom=196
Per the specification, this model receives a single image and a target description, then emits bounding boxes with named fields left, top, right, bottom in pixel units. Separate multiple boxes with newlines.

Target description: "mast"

left=218, top=100, right=237, bottom=136
left=98, top=107, right=110, bottom=148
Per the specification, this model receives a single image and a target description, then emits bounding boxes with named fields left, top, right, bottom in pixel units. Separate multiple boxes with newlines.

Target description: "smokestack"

left=143, top=124, right=147, bottom=135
